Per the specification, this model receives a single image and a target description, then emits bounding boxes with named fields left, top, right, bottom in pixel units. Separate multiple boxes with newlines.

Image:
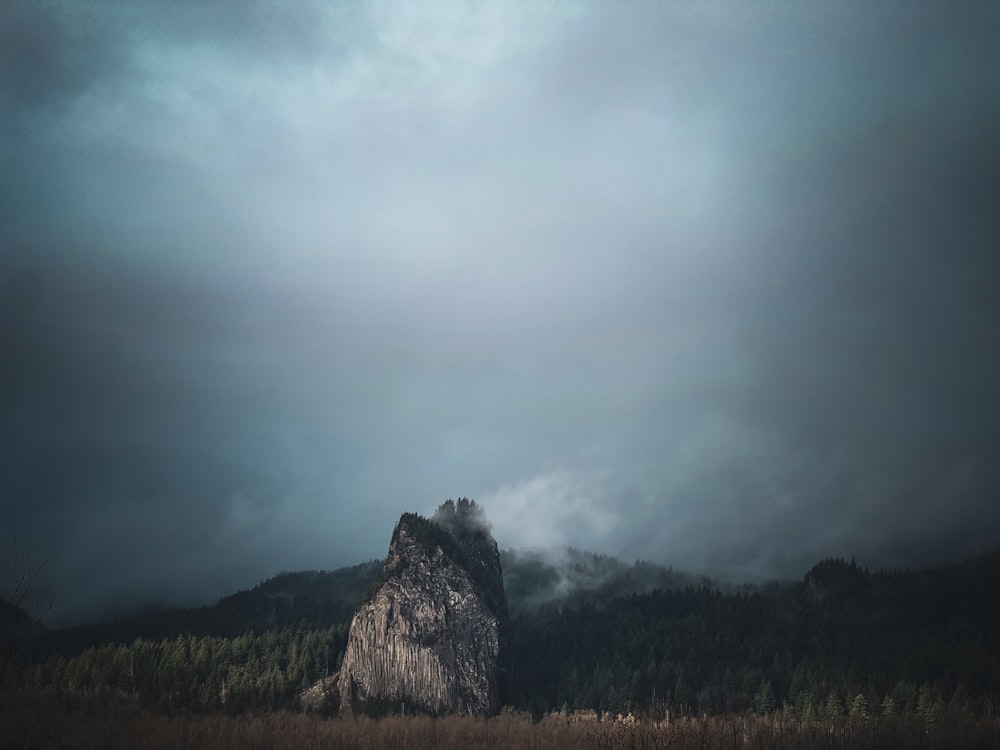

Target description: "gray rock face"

left=335, top=501, right=508, bottom=717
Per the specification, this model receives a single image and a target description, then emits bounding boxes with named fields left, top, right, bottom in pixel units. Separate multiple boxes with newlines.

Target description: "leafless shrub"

left=2, top=524, right=53, bottom=684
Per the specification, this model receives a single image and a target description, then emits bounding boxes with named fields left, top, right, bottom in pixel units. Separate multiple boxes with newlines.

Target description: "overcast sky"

left=3, top=1, right=999, bottom=626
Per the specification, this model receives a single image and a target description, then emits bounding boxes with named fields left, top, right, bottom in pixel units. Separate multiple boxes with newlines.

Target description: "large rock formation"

left=334, top=499, right=508, bottom=717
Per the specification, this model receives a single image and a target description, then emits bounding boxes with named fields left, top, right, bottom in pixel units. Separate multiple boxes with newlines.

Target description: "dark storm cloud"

left=0, top=1, right=118, bottom=113
left=2, top=1, right=999, bottom=624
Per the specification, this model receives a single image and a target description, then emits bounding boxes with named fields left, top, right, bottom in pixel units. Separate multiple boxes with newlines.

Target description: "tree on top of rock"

left=433, top=498, right=491, bottom=536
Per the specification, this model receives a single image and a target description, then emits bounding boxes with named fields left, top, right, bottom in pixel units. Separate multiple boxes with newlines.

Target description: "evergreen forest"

left=4, top=547, right=998, bottom=725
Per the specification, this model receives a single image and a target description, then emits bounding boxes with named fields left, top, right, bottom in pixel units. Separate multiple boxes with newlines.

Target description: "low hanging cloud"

left=481, top=469, right=620, bottom=552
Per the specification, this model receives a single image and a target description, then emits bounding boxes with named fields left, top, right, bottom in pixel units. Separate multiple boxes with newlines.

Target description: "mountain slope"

left=24, top=561, right=381, bottom=658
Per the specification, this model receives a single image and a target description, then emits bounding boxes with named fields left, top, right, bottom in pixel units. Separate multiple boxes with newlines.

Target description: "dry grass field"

left=3, top=694, right=999, bottom=750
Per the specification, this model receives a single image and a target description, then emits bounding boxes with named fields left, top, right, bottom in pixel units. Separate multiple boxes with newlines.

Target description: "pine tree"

left=848, top=692, right=869, bottom=720
left=917, top=682, right=943, bottom=726
left=754, top=680, right=776, bottom=715
left=880, top=694, right=897, bottom=716
left=823, top=691, right=843, bottom=719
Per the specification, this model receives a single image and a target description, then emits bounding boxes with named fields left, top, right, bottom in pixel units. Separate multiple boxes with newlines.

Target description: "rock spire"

left=333, top=499, right=508, bottom=716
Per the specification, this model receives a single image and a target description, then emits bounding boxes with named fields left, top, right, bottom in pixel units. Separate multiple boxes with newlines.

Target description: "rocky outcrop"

left=333, top=499, right=508, bottom=717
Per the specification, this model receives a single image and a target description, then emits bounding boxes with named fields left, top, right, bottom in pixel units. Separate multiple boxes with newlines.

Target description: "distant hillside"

left=800, top=549, right=1000, bottom=625
left=1, top=598, right=47, bottom=640
left=23, top=561, right=382, bottom=659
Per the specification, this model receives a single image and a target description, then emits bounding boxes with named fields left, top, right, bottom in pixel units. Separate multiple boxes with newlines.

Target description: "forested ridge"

left=508, top=554, right=999, bottom=719
left=3, top=548, right=998, bottom=720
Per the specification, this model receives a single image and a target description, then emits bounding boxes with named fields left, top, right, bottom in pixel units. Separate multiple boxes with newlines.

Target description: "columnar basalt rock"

left=333, top=499, right=508, bottom=717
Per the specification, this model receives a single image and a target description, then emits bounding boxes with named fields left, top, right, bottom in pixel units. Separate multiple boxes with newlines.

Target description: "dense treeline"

left=508, top=584, right=994, bottom=719
left=6, top=626, right=347, bottom=713
left=4, top=551, right=999, bottom=720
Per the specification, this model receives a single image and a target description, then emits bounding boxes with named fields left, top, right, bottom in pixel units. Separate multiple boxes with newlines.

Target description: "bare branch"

left=3, top=523, right=54, bottom=684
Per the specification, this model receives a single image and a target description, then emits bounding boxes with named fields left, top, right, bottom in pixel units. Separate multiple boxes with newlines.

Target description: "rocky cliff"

left=333, top=499, right=508, bottom=717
